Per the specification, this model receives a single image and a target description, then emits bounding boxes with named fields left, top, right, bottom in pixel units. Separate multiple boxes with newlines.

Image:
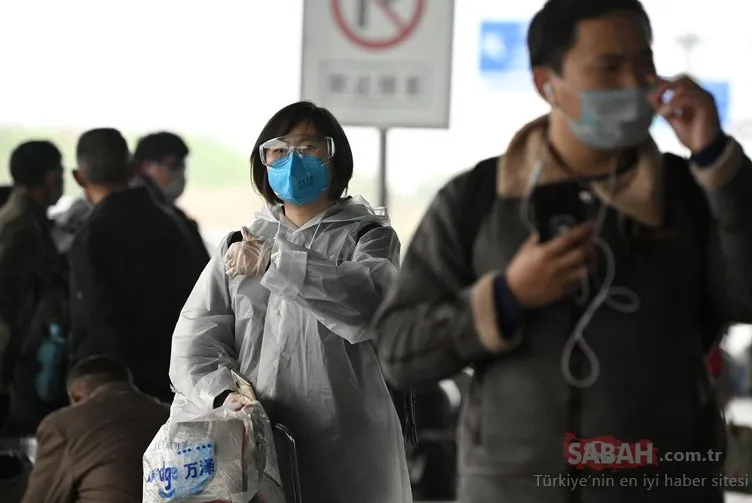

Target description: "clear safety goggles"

left=259, top=134, right=335, bottom=167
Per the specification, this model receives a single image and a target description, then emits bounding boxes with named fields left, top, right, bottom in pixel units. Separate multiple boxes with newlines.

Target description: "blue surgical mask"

left=568, top=87, right=655, bottom=150
left=267, top=153, right=329, bottom=205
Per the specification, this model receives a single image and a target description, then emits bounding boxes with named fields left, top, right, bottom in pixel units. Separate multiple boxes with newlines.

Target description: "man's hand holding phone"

left=506, top=222, right=595, bottom=308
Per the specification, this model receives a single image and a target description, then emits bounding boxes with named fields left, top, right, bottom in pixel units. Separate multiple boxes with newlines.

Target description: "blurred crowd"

left=0, top=129, right=209, bottom=501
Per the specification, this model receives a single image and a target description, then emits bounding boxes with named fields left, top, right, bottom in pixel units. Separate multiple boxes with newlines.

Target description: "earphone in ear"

left=543, top=82, right=554, bottom=102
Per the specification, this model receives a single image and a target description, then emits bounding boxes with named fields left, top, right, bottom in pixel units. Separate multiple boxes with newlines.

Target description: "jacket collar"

left=88, top=381, right=138, bottom=400
left=93, top=186, right=154, bottom=213
left=497, top=115, right=664, bottom=227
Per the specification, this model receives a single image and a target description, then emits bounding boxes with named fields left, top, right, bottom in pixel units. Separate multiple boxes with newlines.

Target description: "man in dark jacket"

left=374, top=1, right=752, bottom=502
left=68, top=128, right=201, bottom=404
left=0, top=186, right=12, bottom=207
left=0, top=141, right=66, bottom=432
left=134, top=131, right=210, bottom=267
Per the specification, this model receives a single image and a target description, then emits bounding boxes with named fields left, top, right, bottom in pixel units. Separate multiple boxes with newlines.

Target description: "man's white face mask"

left=162, top=169, right=187, bottom=204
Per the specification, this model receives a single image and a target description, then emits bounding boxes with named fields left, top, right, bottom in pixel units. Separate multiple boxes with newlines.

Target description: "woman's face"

left=262, top=121, right=336, bottom=203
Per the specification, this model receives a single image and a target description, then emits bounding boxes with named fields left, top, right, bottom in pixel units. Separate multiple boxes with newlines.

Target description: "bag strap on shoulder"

left=460, top=156, right=499, bottom=266
left=225, top=230, right=243, bottom=249
left=355, top=222, right=382, bottom=243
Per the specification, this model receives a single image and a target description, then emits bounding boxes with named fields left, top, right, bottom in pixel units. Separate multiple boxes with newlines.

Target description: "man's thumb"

left=523, top=232, right=540, bottom=248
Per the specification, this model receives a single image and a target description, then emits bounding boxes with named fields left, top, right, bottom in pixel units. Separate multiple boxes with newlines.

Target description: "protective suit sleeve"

left=169, top=246, right=239, bottom=410
left=260, top=225, right=400, bottom=344
left=372, top=169, right=523, bottom=389
left=690, top=137, right=752, bottom=344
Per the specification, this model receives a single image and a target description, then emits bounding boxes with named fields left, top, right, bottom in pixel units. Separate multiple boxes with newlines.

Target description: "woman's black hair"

left=251, top=101, right=354, bottom=205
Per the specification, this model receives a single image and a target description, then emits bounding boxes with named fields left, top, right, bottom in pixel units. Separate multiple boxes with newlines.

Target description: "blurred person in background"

left=0, top=185, right=12, bottom=207
left=707, top=347, right=731, bottom=409
left=22, top=355, right=168, bottom=503
left=0, top=450, right=32, bottom=503
left=68, top=128, right=201, bottom=404
left=134, top=131, right=210, bottom=266
left=50, top=197, right=92, bottom=254
left=0, top=141, right=67, bottom=433
left=169, top=101, right=411, bottom=503
left=374, top=0, right=752, bottom=502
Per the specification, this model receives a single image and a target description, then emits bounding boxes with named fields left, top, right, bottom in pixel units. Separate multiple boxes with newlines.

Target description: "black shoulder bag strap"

left=225, top=230, right=243, bottom=249
left=461, top=156, right=500, bottom=269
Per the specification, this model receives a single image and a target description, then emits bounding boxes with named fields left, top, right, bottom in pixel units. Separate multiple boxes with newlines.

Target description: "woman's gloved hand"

left=224, top=227, right=273, bottom=278
left=223, top=391, right=254, bottom=409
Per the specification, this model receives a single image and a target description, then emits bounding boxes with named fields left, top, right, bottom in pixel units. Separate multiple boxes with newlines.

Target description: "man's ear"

left=68, top=390, right=85, bottom=405
left=532, top=66, right=554, bottom=103
left=72, top=169, right=86, bottom=189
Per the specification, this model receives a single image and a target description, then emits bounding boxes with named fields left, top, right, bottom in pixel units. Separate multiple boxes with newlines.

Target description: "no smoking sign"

left=332, top=0, right=425, bottom=50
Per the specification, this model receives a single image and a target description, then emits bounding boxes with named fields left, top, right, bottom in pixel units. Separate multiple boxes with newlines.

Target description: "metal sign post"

left=378, top=128, right=388, bottom=208
left=301, top=0, right=455, bottom=210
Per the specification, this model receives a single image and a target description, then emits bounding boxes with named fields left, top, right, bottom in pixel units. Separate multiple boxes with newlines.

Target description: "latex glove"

left=224, top=227, right=272, bottom=278
left=223, top=392, right=254, bottom=409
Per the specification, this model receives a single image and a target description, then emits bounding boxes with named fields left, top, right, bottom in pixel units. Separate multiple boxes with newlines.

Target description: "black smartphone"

left=230, top=369, right=256, bottom=400
left=532, top=182, right=588, bottom=242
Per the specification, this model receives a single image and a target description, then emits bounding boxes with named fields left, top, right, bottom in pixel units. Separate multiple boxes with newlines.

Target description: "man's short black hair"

left=133, top=132, right=189, bottom=164
left=9, top=140, right=62, bottom=188
left=527, top=0, right=652, bottom=73
left=251, top=101, right=354, bottom=205
left=76, top=128, right=131, bottom=186
left=67, top=355, right=132, bottom=390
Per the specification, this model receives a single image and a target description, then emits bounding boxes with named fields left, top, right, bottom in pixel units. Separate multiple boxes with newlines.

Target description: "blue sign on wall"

left=702, top=81, right=730, bottom=128
left=479, top=21, right=529, bottom=73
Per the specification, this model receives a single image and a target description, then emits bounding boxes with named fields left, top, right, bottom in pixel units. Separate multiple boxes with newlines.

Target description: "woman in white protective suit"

left=169, top=101, right=412, bottom=503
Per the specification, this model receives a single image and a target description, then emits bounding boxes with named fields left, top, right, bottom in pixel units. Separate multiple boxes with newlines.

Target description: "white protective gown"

left=169, top=196, right=412, bottom=503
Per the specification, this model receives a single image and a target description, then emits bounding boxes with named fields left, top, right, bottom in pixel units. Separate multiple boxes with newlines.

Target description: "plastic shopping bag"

left=143, top=401, right=285, bottom=503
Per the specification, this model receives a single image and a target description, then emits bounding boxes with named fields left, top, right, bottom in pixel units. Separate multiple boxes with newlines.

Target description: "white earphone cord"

left=520, top=158, right=640, bottom=389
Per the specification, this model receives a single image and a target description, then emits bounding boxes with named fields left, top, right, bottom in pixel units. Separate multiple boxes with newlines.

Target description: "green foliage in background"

left=0, top=125, right=253, bottom=191
left=0, top=126, right=384, bottom=199
left=0, top=126, right=437, bottom=211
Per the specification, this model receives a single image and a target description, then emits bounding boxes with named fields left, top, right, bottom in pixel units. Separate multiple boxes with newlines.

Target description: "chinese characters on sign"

left=319, top=61, right=431, bottom=105
left=301, top=0, right=453, bottom=128
left=326, top=73, right=424, bottom=98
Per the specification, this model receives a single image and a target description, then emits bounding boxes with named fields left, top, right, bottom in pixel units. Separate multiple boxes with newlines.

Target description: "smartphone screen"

left=230, top=369, right=251, bottom=387
left=531, top=182, right=588, bottom=242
